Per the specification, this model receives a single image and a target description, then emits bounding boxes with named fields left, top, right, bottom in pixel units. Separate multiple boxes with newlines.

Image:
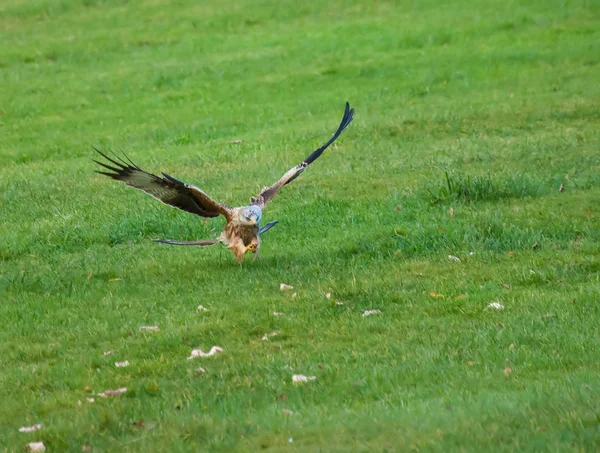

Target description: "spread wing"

left=93, top=148, right=231, bottom=220
left=251, top=102, right=354, bottom=208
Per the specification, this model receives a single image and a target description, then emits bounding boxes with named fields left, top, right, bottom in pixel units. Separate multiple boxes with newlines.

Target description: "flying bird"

left=94, top=102, right=354, bottom=262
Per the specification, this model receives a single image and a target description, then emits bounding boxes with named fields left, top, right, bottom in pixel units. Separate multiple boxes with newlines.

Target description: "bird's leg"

left=228, top=238, right=247, bottom=264
left=247, top=237, right=261, bottom=260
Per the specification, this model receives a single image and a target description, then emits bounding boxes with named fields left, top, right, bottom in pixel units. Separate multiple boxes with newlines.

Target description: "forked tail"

left=154, top=238, right=219, bottom=246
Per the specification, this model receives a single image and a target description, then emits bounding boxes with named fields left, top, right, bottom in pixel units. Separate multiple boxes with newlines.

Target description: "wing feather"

left=93, top=148, right=231, bottom=220
left=252, top=102, right=354, bottom=207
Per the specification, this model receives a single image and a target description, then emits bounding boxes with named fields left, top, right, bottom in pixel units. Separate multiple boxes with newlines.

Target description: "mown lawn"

left=1, top=0, right=599, bottom=451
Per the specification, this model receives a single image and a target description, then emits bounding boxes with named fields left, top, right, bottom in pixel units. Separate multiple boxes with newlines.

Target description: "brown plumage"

left=94, top=102, right=354, bottom=263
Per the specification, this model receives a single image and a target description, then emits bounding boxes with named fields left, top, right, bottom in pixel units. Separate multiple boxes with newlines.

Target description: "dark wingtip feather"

left=302, top=101, right=354, bottom=166
left=94, top=170, right=119, bottom=178
left=162, top=172, right=186, bottom=185
left=118, top=149, right=141, bottom=170
left=93, top=147, right=128, bottom=170
left=108, top=149, right=127, bottom=166
left=92, top=159, right=122, bottom=174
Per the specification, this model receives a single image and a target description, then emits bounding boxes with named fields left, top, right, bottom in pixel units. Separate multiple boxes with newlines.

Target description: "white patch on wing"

left=125, top=172, right=175, bottom=198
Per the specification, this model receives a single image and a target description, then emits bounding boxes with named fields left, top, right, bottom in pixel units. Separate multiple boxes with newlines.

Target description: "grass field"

left=1, top=0, right=600, bottom=451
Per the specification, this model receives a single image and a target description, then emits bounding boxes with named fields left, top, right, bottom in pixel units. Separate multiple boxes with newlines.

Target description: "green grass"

left=1, top=0, right=600, bottom=451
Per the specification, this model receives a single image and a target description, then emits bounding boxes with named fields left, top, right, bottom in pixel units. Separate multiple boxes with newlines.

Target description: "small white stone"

left=188, top=346, right=223, bottom=360
left=115, top=361, right=129, bottom=367
left=197, top=305, right=209, bottom=312
left=19, top=424, right=42, bottom=433
left=362, top=309, right=381, bottom=317
left=139, top=326, right=159, bottom=332
left=280, top=283, right=294, bottom=291
left=262, top=332, right=278, bottom=341
left=292, top=374, right=316, bottom=384
left=97, top=387, right=127, bottom=397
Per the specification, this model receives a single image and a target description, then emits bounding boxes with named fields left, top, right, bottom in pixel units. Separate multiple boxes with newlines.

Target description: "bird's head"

left=239, top=206, right=262, bottom=226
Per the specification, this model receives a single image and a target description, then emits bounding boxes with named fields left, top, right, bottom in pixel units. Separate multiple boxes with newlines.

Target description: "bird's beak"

left=249, top=219, right=256, bottom=225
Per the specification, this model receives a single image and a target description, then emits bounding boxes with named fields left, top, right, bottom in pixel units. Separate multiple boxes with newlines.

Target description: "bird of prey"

left=94, top=102, right=354, bottom=263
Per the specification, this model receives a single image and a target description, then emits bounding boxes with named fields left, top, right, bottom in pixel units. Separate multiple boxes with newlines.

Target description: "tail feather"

left=154, top=238, right=219, bottom=246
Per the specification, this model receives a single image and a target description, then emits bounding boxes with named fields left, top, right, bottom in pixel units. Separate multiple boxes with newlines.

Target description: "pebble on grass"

left=19, top=424, right=42, bottom=433
left=188, top=346, right=223, bottom=360
left=139, top=326, right=159, bottom=332
left=98, top=387, right=127, bottom=397
left=362, top=309, right=381, bottom=317
left=280, top=283, right=293, bottom=291
left=26, top=442, right=45, bottom=452
left=292, top=374, right=316, bottom=384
